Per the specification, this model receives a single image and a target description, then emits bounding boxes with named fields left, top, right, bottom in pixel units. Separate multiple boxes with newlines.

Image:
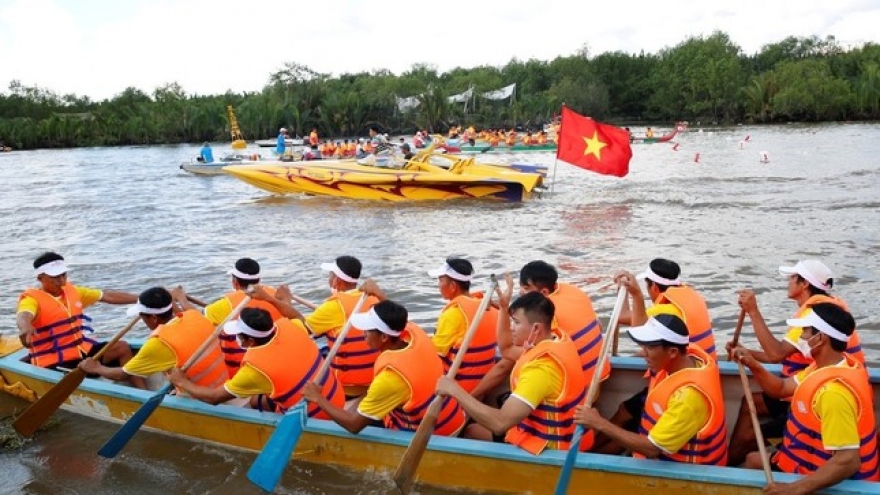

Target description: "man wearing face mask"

left=732, top=303, right=879, bottom=492
left=436, top=275, right=585, bottom=455
left=725, top=260, right=865, bottom=467
left=575, top=313, right=728, bottom=465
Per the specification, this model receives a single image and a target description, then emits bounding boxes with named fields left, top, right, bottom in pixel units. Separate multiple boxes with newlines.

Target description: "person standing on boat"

left=303, top=300, right=466, bottom=435
left=369, top=127, right=392, bottom=155
left=436, top=284, right=584, bottom=454
left=400, top=143, right=415, bottom=161
left=594, top=259, right=717, bottom=453
left=198, top=142, right=214, bottom=163
left=575, top=313, right=729, bottom=465
left=16, top=252, right=143, bottom=387
left=646, top=127, right=655, bottom=138
left=276, top=127, right=288, bottom=156
left=309, top=128, right=319, bottom=147
left=79, top=287, right=226, bottom=391
left=732, top=303, right=879, bottom=491
left=169, top=307, right=345, bottom=416
left=203, top=258, right=284, bottom=378
left=725, top=260, right=865, bottom=467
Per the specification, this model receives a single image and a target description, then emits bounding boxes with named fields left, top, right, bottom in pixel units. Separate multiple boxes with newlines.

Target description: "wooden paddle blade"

left=12, top=368, right=87, bottom=437
left=553, top=425, right=585, bottom=495
left=247, top=403, right=307, bottom=492
left=98, top=384, right=172, bottom=458
left=392, top=400, right=442, bottom=494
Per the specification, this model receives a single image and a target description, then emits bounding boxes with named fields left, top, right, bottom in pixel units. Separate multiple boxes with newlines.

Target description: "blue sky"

left=1, top=0, right=879, bottom=101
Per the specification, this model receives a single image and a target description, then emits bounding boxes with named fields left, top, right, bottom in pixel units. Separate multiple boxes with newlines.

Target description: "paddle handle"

left=315, top=293, right=368, bottom=383
left=728, top=308, right=747, bottom=361
left=186, top=295, right=208, bottom=308
left=180, top=295, right=251, bottom=372
left=585, top=286, right=627, bottom=407
left=90, top=314, right=141, bottom=362
left=738, top=362, right=774, bottom=484
left=290, top=293, right=318, bottom=310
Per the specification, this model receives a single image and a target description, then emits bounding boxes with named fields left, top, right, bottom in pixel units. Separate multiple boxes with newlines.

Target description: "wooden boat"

left=222, top=154, right=544, bottom=202
left=2, top=336, right=877, bottom=495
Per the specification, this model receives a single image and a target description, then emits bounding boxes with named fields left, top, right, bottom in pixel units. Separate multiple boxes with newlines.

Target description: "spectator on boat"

left=436, top=284, right=584, bottom=455
left=203, top=258, right=284, bottom=378
left=79, top=287, right=226, bottom=391
left=594, top=259, right=717, bottom=453
left=400, top=143, right=415, bottom=161
left=309, top=128, right=319, bottom=147
left=625, top=127, right=634, bottom=143
left=732, top=303, right=879, bottom=488
left=303, top=300, right=466, bottom=435
left=646, top=127, right=655, bottom=138
left=16, top=252, right=143, bottom=387
left=471, top=261, right=606, bottom=424
left=198, top=142, right=214, bottom=163
left=305, top=144, right=321, bottom=160
left=169, top=307, right=345, bottom=417
left=355, top=139, right=366, bottom=159
left=369, top=127, right=392, bottom=155
left=725, top=260, right=865, bottom=467
left=276, top=128, right=288, bottom=156
left=413, top=131, right=425, bottom=149
left=576, top=313, right=728, bottom=465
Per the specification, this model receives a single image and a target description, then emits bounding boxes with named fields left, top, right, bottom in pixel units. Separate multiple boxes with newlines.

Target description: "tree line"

left=1, top=32, right=879, bottom=150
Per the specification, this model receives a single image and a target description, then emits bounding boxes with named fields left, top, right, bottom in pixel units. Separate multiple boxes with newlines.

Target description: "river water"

left=0, top=123, right=879, bottom=494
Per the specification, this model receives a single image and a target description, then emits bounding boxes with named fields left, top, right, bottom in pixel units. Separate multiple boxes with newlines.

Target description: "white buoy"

left=759, top=151, right=770, bottom=163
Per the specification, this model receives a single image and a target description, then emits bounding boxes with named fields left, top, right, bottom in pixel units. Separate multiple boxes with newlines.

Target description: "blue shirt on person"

left=276, top=131, right=287, bottom=155
left=200, top=144, right=214, bottom=163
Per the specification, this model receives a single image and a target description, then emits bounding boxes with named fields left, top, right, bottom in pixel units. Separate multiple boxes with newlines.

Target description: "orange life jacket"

left=774, top=355, right=880, bottom=481
left=656, top=286, right=717, bottom=359
left=22, top=285, right=96, bottom=368
left=375, top=323, right=465, bottom=435
left=324, top=291, right=380, bottom=388
left=217, top=289, right=283, bottom=377
left=505, top=329, right=586, bottom=455
left=781, top=295, right=864, bottom=377
left=243, top=318, right=344, bottom=418
left=635, top=346, right=728, bottom=465
left=547, top=283, right=610, bottom=382
left=151, top=310, right=227, bottom=390
left=439, top=293, right=498, bottom=393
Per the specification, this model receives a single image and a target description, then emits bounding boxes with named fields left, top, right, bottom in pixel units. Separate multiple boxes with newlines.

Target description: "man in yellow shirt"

left=732, top=303, right=876, bottom=492
left=16, top=251, right=141, bottom=386
left=436, top=276, right=584, bottom=454
left=576, top=314, right=728, bottom=465
left=79, top=286, right=225, bottom=391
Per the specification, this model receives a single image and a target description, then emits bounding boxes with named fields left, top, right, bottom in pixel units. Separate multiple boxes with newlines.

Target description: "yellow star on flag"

left=582, top=132, right=607, bottom=160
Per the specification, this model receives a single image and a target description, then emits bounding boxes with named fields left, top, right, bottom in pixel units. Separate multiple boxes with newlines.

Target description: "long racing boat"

left=1, top=336, right=877, bottom=495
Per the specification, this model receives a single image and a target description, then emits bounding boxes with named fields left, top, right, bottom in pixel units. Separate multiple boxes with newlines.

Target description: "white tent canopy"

left=447, top=87, right=474, bottom=103
left=480, top=83, right=516, bottom=101
left=395, top=95, right=421, bottom=112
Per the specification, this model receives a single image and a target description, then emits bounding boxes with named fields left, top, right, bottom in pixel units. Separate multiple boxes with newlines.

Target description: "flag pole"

left=550, top=157, right=559, bottom=194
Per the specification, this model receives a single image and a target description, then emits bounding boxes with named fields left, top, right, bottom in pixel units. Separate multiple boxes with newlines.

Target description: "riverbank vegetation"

left=1, top=32, right=879, bottom=150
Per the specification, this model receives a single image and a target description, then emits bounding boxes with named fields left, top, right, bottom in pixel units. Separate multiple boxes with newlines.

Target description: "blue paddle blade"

left=98, top=383, right=172, bottom=458
left=247, top=402, right=307, bottom=492
left=553, top=425, right=584, bottom=495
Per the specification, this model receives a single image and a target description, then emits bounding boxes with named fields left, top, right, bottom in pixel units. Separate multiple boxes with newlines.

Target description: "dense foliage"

left=1, top=32, right=879, bottom=150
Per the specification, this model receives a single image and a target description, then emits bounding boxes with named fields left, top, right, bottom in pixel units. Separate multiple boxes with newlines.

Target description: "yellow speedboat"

left=223, top=154, right=544, bottom=202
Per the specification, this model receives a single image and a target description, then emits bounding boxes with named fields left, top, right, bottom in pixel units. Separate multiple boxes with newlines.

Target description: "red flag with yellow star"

left=556, top=106, right=631, bottom=177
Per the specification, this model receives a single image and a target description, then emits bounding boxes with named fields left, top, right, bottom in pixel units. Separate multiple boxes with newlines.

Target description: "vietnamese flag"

left=556, top=106, right=632, bottom=177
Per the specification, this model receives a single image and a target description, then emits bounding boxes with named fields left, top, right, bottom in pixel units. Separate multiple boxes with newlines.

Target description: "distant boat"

left=255, top=138, right=301, bottom=148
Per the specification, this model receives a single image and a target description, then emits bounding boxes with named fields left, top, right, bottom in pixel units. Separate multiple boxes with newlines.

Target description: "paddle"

left=247, top=292, right=369, bottom=492
left=186, top=294, right=208, bottom=308
left=289, top=293, right=318, bottom=310
left=393, top=275, right=499, bottom=495
left=97, top=295, right=252, bottom=458
left=554, top=286, right=627, bottom=495
left=728, top=308, right=747, bottom=361
left=738, top=361, right=774, bottom=484
left=13, top=315, right=141, bottom=437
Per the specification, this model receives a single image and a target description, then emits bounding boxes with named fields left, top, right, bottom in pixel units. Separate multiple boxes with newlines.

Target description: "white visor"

left=226, top=267, right=260, bottom=281
left=428, top=263, right=473, bottom=282
left=126, top=302, right=174, bottom=317
left=786, top=310, right=850, bottom=343
left=36, top=260, right=68, bottom=277
left=636, top=267, right=681, bottom=286
left=628, top=317, right=689, bottom=345
left=223, top=319, right=275, bottom=338
left=779, top=261, right=832, bottom=292
left=350, top=308, right=401, bottom=337
left=320, top=262, right=358, bottom=283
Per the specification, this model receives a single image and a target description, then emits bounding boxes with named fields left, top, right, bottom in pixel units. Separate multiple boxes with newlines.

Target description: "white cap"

left=126, top=302, right=174, bottom=317
left=779, top=260, right=832, bottom=292
left=428, top=263, right=473, bottom=282
left=279, top=127, right=287, bottom=133
left=320, top=262, right=358, bottom=283
left=636, top=266, right=681, bottom=286
left=786, top=309, right=850, bottom=343
left=223, top=319, right=275, bottom=338
left=226, top=267, right=260, bottom=281
left=628, top=314, right=689, bottom=345
left=35, top=259, right=68, bottom=277
left=350, top=307, right=401, bottom=337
